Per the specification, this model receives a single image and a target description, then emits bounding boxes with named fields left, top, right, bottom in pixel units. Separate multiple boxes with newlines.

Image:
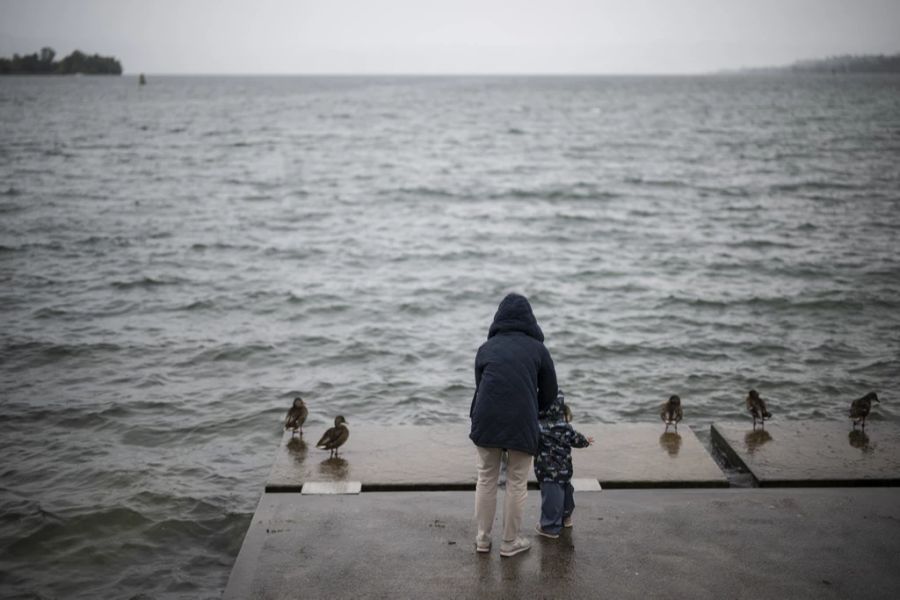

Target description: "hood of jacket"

left=488, top=293, right=544, bottom=342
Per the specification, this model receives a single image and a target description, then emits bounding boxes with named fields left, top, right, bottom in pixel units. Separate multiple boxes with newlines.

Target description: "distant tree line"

left=0, top=47, right=122, bottom=75
left=789, top=53, right=900, bottom=74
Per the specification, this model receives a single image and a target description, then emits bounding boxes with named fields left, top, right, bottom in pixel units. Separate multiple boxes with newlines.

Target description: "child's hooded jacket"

left=535, top=391, right=590, bottom=483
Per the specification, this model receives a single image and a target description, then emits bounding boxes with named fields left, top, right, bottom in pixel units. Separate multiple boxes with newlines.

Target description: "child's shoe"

left=475, top=533, right=491, bottom=553
left=499, top=536, right=531, bottom=557
left=534, top=524, right=559, bottom=539
left=563, top=516, right=573, bottom=528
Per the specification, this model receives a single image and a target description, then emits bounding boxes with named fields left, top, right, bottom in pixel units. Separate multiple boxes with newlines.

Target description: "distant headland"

left=734, top=53, right=900, bottom=75
left=0, top=47, right=122, bottom=75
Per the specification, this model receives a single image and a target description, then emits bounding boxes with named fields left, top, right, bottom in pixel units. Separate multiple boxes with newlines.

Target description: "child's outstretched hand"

left=587, top=436, right=595, bottom=445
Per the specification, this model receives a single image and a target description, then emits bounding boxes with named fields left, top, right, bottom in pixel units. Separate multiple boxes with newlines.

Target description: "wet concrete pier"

left=266, top=424, right=727, bottom=491
left=225, top=423, right=900, bottom=599
left=225, top=488, right=900, bottom=599
left=712, top=422, right=900, bottom=486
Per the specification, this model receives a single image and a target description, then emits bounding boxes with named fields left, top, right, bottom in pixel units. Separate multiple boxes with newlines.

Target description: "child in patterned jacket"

left=534, top=389, right=594, bottom=538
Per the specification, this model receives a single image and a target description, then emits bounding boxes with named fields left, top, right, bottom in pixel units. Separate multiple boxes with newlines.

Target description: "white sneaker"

left=475, top=534, right=491, bottom=553
left=499, top=536, right=531, bottom=557
left=563, top=516, right=573, bottom=528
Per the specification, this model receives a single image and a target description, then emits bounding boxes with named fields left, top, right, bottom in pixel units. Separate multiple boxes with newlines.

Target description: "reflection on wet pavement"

left=319, top=456, right=349, bottom=479
left=745, top=429, right=773, bottom=454
left=848, top=430, right=874, bottom=454
left=659, top=432, right=682, bottom=457
left=286, top=438, right=307, bottom=465
left=539, top=535, right=577, bottom=579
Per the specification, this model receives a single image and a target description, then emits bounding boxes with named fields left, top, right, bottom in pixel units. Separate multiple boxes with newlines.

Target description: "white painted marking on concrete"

left=572, top=478, right=602, bottom=492
left=301, top=481, right=362, bottom=495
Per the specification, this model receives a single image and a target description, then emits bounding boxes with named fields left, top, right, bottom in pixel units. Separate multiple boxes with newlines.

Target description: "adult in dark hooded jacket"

left=469, top=293, right=558, bottom=557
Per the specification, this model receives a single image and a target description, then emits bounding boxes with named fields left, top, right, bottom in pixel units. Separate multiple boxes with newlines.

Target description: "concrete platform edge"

left=710, top=423, right=756, bottom=484
left=266, top=479, right=729, bottom=493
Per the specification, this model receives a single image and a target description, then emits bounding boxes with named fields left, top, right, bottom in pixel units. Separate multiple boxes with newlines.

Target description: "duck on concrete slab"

left=660, top=394, right=683, bottom=432
left=284, top=396, right=308, bottom=437
left=746, top=389, right=772, bottom=430
left=850, top=392, right=879, bottom=430
left=316, top=415, right=349, bottom=457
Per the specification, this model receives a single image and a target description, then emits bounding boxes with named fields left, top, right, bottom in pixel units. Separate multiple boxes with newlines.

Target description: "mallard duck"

left=849, top=392, right=879, bottom=429
left=316, top=415, right=349, bottom=457
left=746, top=389, right=772, bottom=429
left=660, top=394, right=683, bottom=432
left=284, top=396, right=308, bottom=437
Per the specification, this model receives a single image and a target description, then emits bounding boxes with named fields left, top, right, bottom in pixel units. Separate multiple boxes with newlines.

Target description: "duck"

left=746, top=389, right=772, bottom=429
left=316, top=415, right=350, bottom=457
left=284, top=396, right=308, bottom=437
left=660, top=394, right=683, bottom=432
left=849, top=392, right=879, bottom=429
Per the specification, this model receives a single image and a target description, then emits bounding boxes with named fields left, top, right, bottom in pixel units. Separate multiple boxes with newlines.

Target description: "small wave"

left=730, top=239, right=799, bottom=249
left=135, top=373, right=175, bottom=388
left=174, top=299, right=217, bottom=312
left=769, top=180, right=863, bottom=193
left=8, top=241, right=64, bottom=252
left=1, top=186, right=23, bottom=196
left=190, top=241, right=258, bottom=252
left=6, top=507, right=151, bottom=558
left=305, top=303, right=352, bottom=315
left=623, top=176, right=686, bottom=188
left=32, top=307, right=68, bottom=319
left=396, top=186, right=458, bottom=198
left=111, top=276, right=187, bottom=290
left=507, top=127, right=525, bottom=135
left=177, top=343, right=276, bottom=366
left=657, top=294, right=875, bottom=312
left=494, top=183, right=620, bottom=201
left=76, top=235, right=132, bottom=247
left=849, top=359, right=899, bottom=376
left=57, top=411, right=116, bottom=430
left=1, top=340, right=124, bottom=366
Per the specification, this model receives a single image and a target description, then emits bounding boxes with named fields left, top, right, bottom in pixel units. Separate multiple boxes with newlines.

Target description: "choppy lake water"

left=1, top=74, right=899, bottom=598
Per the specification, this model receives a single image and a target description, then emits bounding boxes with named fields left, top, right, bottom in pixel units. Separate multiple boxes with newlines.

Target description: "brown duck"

left=316, top=415, right=350, bottom=457
left=849, top=392, right=879, bottom=429
left=284, top=397, right=308, bottom=437
left=660, top=394, right=683, bottom=432
left=746, top=389, right=772, bottom=429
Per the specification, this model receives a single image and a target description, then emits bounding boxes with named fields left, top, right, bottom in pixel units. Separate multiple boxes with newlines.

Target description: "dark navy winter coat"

left=469, top=293, right=558, bottom=456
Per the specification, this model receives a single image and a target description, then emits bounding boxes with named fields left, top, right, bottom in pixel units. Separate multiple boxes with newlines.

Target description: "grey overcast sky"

left=1, top=0, right=899, bottom=74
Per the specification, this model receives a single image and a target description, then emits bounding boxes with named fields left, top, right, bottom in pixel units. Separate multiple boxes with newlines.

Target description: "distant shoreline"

left=0, top=47, right=122, bottom=75
left=722, top=52, right=900, bottom=75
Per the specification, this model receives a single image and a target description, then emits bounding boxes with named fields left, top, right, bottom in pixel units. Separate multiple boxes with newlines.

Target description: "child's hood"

left=539, top=389, right=566, bottom=423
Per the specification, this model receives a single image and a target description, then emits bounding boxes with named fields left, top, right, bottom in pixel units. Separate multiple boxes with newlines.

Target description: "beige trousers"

left=474, top=446, right=533, bottom=543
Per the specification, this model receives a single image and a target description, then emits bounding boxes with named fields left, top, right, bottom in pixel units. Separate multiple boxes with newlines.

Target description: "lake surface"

left=1, top=74, right=899, bottom=598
